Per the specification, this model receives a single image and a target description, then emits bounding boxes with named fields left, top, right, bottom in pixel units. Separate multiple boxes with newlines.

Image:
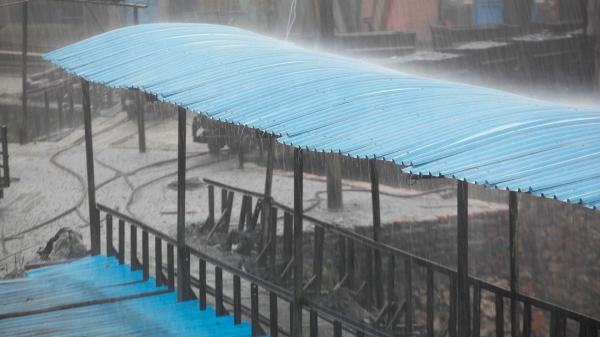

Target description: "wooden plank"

left=457, top=179, right=470, bottom=336
left=176, top=106, right=186, bottom=302
left=293, top=147, right=304, bottom=337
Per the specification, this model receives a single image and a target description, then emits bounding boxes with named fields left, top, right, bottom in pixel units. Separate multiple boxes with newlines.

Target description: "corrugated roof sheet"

left=0, top=256, right=253, bottom=336
left=43, top=23, right=600, bottom=209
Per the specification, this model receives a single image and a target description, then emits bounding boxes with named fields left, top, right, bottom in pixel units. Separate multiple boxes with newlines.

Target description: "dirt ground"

left=0, top=102, right=507, bottom=335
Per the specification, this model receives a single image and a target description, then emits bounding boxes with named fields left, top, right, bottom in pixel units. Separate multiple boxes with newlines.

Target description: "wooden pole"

left=326, top=152, right=343, bottom=210
left=369, top=158, right=384, bottom=308
left=293, top=147, right=303, bottom=337
left=82, top=79, right=100, bottom=255
left=136, top=91, right=146, bottom=153
left=176, top=106, right=188, bottom=302
left=19, top=1, right=28, bottom=145
left=509, top=191, right=521, bottom=337
left=261, top=137, right=275, bottom=253
left=457, top=179, right=470, bottom=337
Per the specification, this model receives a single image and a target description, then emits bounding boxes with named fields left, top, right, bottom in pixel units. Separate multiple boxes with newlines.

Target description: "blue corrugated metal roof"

left=42, top=23, right=600, bottom=209
left=0, top=256, right=253, bottom=336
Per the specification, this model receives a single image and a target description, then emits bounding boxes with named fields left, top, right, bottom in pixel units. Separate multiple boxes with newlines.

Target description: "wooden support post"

left=19, top=1, right=27, bottom=145
left=293, top=147, right=303, bottom=337
left=67, top=83, right=74, bottom=127
left=261, top=137, right=275, bottom=251
left=176, top=106, right=188, bottom=302
left=44, top=91, right=50, bottom=135
left=251, top=283, right=266, bottom=337
left=509, top=191, right=521, bottom=337
left=136, top=91, right=146, bottom=153
left=326, top=153, right=343, bottom=210
left=338, top=235, right=346, bottom=283
left=365, top=247, right=373, bottom=308
left=56, top=88, right=64, bottom=132
left=82, top=79, right=100, bottom=255
left=370, top=158, right=384, bottom=308
left=457, top=179, right=470, bottom=337
left=523, top=303, right=532, bottom=337
left=283, top=212, right=293, bottom=264
left=449, top=275, right=457, bottom=337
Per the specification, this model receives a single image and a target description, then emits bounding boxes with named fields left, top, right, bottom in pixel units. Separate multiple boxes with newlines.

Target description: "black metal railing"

left=201, top=178, right=600, bottom=337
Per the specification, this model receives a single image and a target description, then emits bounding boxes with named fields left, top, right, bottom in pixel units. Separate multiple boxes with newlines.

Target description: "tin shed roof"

left=43, top=23, right=600, bottom=209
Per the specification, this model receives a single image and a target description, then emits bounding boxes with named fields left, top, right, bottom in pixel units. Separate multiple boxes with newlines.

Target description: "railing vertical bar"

left=118, top=219, right=125, bottom=265
left=310, top=310, right=318, bottom=337
left=130, top=225, right=137, bottom=271
left=155, top=237, right=162, bottom=287
left=370, top=158, right=384, bottom=309
left=365, top=246, right=373, bottom=308
left=234, top=275, right=241, bottom=325
left=457, top=179, right=470, bottom=337
left=106, top=214, right=113, bottom=257
left=473, top=283, right=481, bottom=337
left=208, top=185, right=215, bottom=230
left=167, top=243, right=174, bottom=292
left=269, top=206, right=278, bottom=277
left=238, top=195, right=248, bottom=231
left=246, top=196, right=253, bottom=228
left=222, top=188, right=228, bottom=214
left=176, top=106, right=187, bottom=302
left=44, top=90, right=50, bottom=134
left=199, top=259, right=207, bottom=310
left=509, top=190, right=520, bottom=337
left=339, top=235, right=346, bottom=283
left=333, top=321, right=342, bottom=337
left=449, top=275, right=457, bottom=337
left=523, top=303, right=532, bottom=337
left=427, top=268, right=434, bottom=337
left=496, top=292, right=505, bottom=337
left=314, top=226, right=324, bottom=293
left=347, top=239, right=355, bottom=290
left=251, top=283, right=265, bottom=337
left=387, top=255, right=395, bottom=322
left=270, top=292, right=278, bottom=337
left=283, top=211, right=293, bottom=265
left=405, top=258, right=413, bottom=337
left=142, top=230, right=149, bottom=281
left=216, top=267, right=225, bottom=316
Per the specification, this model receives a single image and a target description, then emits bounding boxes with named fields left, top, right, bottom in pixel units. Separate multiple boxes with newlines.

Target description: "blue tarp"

left=42, top=23, right=600, bottom=209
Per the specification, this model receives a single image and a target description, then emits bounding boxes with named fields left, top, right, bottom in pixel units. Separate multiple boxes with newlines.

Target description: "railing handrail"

left=202, top=178, right=600, bottom=329
left=185, top=245, right=293, bottom=301
left=97, top=203, right=177, bottom=246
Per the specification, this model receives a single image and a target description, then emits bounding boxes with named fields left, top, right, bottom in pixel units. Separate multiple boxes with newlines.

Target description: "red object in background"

left=385, top=0, right=439, bottom=42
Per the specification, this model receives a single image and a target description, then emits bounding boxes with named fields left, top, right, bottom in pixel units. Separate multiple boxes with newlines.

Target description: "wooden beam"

left=82, top=79, right=100, bottom=255
left=509, top=191, right=521, bottom=337
left=293, top=147, right=303, bottom=337
left=457, top=179, right=470, bottom=336
left=176, top=106, right=188, bottom=302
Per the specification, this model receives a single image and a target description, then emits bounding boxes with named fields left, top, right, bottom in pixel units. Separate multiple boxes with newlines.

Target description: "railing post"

left=261, top=136, right=275, bottom=253
left=509, top=191, right=521, bottom=337
left=176, top=106, right=188, bottom=302
left=270, top=292, right=279, bottom=337
left=310, top=310, right=318, bottom=336
left=405, top=258, right=413, bottom=336
left=155, top=237, right=162, bottom=287
left=427, top=268, right=434, bottom=337
left=82, top=79, right=101, bottom=255
left=234, top=275, right=241, bottom=324
left=293, top=147, right=303, bottom=337
left=369, top=158, right=384, bottom=308
left=118, top=219, right=125, bottom=264
left=473, top=283, right=481, bottom=337
left=216, top=267, right=225, bottom=316
left=142, top=230, right=149, bottom=281
left=208, top=184, right=215, bottom=229
left=167, top=243, right=175, bottom=292
left=457, top=179, right=470, bottom=337
left=131, top=225, right=137, bottom=271
left=106, top=214, right=113, bottom=257
left=199, top=259, right=206, bottom=310
left=136, top=91, right=146, bottom=153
